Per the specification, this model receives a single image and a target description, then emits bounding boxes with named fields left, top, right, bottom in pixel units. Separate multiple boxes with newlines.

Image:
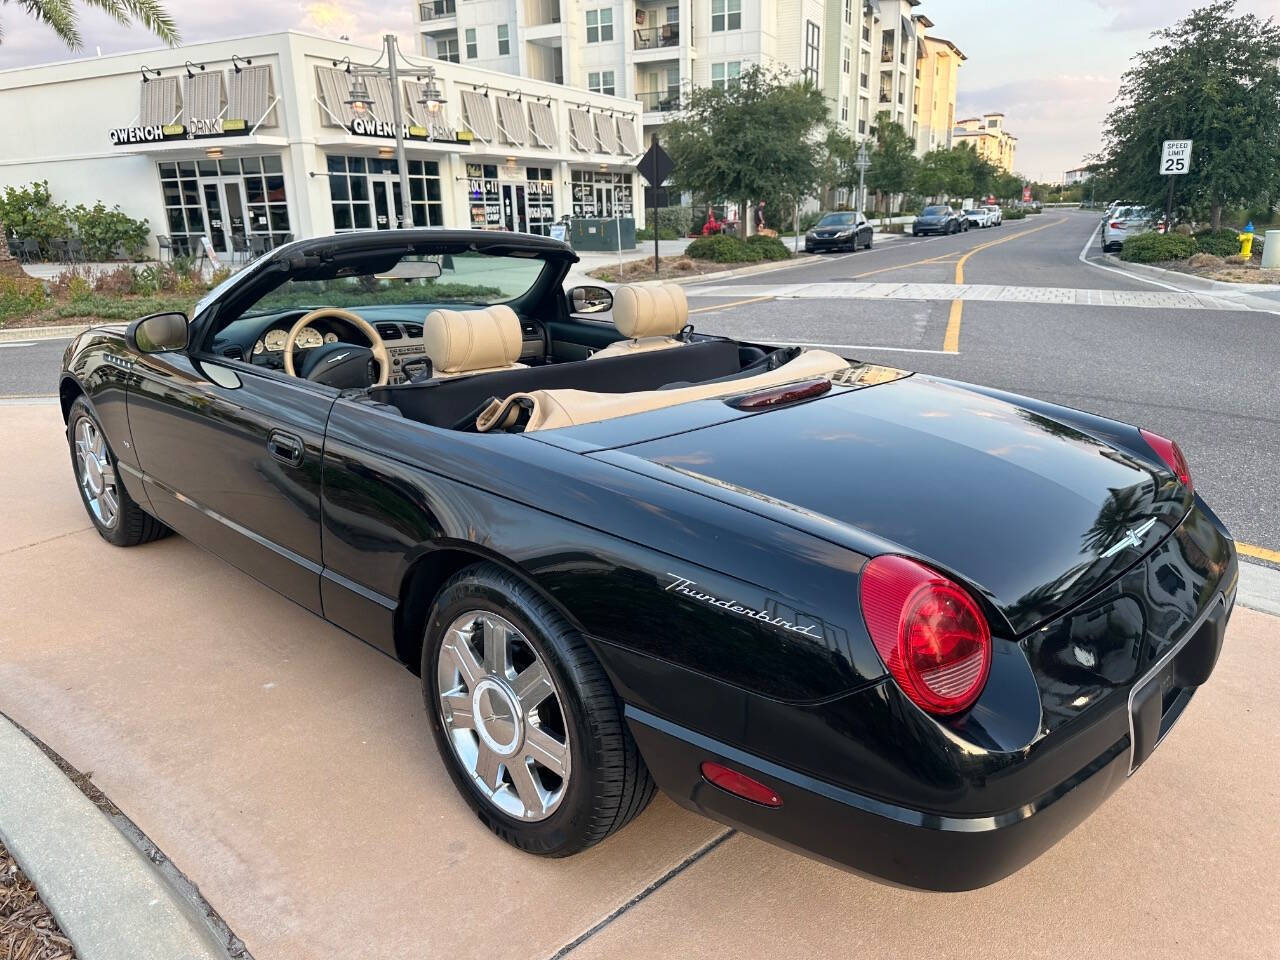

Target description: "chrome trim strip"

left=321, top=568, right=397, bottom=610
left=1126, top=592, right=1225, bottom=775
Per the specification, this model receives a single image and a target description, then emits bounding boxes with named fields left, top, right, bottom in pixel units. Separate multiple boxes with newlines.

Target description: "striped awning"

left=315, top=66, right=357, bottom=126
left=495, top=97, right=527, bottom=145
left=593, top=114, right=618, bottom=153
left=227, top=65, right=277, bottom=126
left=528, top=101, right=558, bottom=148
left=616, top=117, right=640, bottom=155
left=139, top=77, right=181, bottom=125
left=460, top=90, right=497, bottom=142
left=182, top=72, right=226, bottom=128
left=567, top=109, right=594, bottom=152
left=366, top=75, right=395, bottom=124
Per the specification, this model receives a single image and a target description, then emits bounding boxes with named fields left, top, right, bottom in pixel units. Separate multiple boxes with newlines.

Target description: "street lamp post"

left=339, top=36, right=447, bottom=230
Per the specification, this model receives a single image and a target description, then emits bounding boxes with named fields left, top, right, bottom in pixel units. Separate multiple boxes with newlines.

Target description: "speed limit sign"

left=1160, top=139, right=1192, bottom=175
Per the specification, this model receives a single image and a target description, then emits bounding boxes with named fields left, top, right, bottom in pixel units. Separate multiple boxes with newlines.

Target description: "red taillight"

left=1139, top=428, right=1192, bottom=491
left=700, top=761, right=783, bottom=807
left=860, top=555, right=992, bottom=716
left=1109, top=221, right=1123, bottom=229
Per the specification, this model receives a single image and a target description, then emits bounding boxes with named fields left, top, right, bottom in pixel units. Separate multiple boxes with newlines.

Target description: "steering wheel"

left=281, top=308, right=391, bottom=386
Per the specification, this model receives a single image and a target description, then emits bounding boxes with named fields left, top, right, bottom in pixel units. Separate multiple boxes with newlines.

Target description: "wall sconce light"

left=377, top=145, right=396, bottom=158
left=206, top=146, right=224, bottom=159
left=184, top=60, right=206, bottom=79
left=231, top=55, right=253, bottom=74
left=139, top=65, right=161, bottom=83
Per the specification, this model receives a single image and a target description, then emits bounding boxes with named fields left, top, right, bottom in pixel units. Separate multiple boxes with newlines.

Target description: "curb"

left=1239, top=557, right=1280, bottom=618
left=1099, top=254, right=1280, bottom=306
left=669, top=253, right=825, bottom=286
left=0, top=713, right=234, bottom=960
left=0, top=323, right=91, bottom=343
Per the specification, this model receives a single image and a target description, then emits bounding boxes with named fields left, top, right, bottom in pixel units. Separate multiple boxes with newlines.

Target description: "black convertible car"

left=60, top=229, right=1237, bottom=890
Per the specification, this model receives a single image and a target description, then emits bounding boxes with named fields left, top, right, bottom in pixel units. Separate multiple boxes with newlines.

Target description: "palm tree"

left=2, top=0, right=179, bottom=50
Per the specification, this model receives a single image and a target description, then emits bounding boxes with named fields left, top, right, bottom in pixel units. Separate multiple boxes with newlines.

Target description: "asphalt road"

left=1, top=210, right=1275, bottom=557
left=684, top=209, right=1280, bottom=562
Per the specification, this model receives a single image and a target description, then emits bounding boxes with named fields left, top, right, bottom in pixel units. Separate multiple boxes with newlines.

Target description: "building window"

left=711, top=61, right=741, bottom=92
left=586, top=8, right=613, bottom=43
left=437, top=36, right=459, bottom=62
left=804, top=21, right=820, bottom=84
left=572, top=169, right=633, bottom=218
left=158, top=155, right=291, bottom=255
left=666, top=66, right=681, bottom=100
left=858, top=117, right=866, bottom=134
left=666, top=5, right=678, bottom=23
left=464, top=27, right=477, bottom=59
left=842, top=45, right=850, bottom=74
left=844, top=0, right=852, bottom=25
left=465, top=162, right=501, bottom=227
left=588, top=70, right=616, bottom=95
left=497, top=24, right=510, bottom=55
left=711, top=0, right=741, bottom=32
left=840, top=96, right=849, bottom=122
left=327, top=155, right=443, bottom=231
left=525, top=167, right=556, bottom=235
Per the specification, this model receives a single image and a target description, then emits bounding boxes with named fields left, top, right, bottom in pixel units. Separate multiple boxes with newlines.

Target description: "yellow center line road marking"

left=688, top=294, right=775, bottom=315
left=1239, top=542, right=1280, bottom=564
left=942, top=216, right=1068, bottom=353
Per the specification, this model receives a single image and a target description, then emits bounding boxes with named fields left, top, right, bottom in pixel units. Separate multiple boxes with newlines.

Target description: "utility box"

left=1262, top=230, right=1280, bottom=270
left=569, top=217, right=636, bottom=252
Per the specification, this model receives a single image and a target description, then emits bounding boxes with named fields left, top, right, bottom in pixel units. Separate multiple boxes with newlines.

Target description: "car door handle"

left=267, top=430, right=304, bottom=466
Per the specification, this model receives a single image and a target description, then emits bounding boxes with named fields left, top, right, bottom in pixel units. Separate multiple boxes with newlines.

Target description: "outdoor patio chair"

left=21, top=237, right=41, bottom=263
left=51, top=238, right=70, bottom=263
left=68, top=237, right=85, bottom=262
left=156, top=235, right=172, bottom=262
left=249, top=235, right=268, bottom=259
left=231, top=233, right=249, bottom=263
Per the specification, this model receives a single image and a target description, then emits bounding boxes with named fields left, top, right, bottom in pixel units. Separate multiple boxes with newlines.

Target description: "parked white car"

left=1101, top=205, right=1155, bottom=252
left=964, top=208, right=993, bottom=229
left=982, top=204, right=1003, bottom=225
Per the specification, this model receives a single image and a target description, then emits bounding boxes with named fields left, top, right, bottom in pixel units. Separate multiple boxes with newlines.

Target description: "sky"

left=0, top=0, right=1275, bottom=182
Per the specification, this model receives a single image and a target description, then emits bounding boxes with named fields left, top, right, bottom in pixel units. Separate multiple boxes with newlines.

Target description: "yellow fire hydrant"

left=1239, top=223, right=1255, bottom=258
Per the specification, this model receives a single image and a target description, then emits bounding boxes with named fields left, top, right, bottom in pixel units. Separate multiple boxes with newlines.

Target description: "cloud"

left=957, top=73, right=1118, bottom=180
left=1091, top=0, right=1278, bottom=31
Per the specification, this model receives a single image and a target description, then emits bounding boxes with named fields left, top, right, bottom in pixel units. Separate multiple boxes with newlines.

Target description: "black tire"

left=422, top=563, right=656, bottom=857
left=66, top=396, right=170, bottom=547
left=864, top=233, right=873, bottom=249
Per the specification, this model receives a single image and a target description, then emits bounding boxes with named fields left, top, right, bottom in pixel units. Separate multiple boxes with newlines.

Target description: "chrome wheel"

left=437, top=611, right=571, bottom=821
left=74, top=416, right=118, bottom=528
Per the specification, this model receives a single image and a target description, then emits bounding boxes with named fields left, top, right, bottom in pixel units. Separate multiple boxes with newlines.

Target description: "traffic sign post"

left=1159, top=139, right=1191, bottom=232
left=639, top=138, right=674, bottom=274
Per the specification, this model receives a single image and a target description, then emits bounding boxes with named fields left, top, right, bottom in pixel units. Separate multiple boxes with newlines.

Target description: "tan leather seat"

left=589, top=283, right=688, bottom=360
left=423, top=304, right=526, bottom=379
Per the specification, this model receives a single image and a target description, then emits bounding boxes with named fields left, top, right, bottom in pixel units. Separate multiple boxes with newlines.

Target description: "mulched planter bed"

left=1, top=839, right=76, bottom=960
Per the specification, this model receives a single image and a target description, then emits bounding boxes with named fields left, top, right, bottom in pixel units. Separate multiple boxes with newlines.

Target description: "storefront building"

left=0, top=31, right=644, bottom=259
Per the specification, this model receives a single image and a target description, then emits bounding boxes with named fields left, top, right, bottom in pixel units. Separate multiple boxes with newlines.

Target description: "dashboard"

left=212, top=304, right=548, bottom=385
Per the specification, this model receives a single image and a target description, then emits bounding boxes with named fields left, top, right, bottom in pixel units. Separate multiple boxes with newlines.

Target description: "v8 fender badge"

left=665, top=573, right=821, bottom=638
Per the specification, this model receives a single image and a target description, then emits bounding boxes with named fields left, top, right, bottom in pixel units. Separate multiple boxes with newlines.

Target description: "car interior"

left=205, top=243, right=851, bottom=434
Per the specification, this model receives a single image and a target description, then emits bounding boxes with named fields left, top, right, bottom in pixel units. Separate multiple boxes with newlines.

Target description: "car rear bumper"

left=626, top=589, right=1231, bottom=891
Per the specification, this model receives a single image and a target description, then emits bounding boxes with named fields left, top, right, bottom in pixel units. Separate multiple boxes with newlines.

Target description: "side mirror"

left=569, top=285, right=613, bottom=314
left=127, top=311, right=189, bottom=354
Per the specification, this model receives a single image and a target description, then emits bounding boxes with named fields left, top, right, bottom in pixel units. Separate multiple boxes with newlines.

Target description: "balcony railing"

left=419, top=0, right=456, bottom=20
left=880, top=49, right=893, bottom=63
left=636, top=90, right=681, bottom=112
left=878, top=92, right=892, bottom=104
left=634, top=23, right=680, bottom=49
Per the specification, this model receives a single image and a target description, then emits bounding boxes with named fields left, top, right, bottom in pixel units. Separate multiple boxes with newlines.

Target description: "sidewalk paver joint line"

left=544, top=828, right=737, bottom=960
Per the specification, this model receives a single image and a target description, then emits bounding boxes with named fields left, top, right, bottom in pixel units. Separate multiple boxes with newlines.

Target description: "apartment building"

left=912, top=26, right=964, bottom=154
left=415, top=0, right=943, bottom=152
left=953, top=112, right=1017, bottom=172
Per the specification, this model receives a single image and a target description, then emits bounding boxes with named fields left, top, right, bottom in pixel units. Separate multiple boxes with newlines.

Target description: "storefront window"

left=157, top=155, right=291, bottom=256
left=571, top=170, right=634, bottom=218
left=466, top=162, right=502, bottom=228
left=525, top=167, right=555, bottom=235
left=328, top=154, right=444, bottom=231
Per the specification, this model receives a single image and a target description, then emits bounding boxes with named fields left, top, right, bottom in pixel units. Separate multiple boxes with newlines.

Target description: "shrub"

left=67, top=202, right=150, bottom=260
left=1003, top=208, right=1027, bottom=220
left=1117, top=232, right=1196, bottom=263
left=0, top=181, right=70, bottom=252
left=655, top=206, right=694, bottom=238
left=799, top=210, right=824, bottom=232
left=1193, top=228, right=1242, bottom=258
left=685, top=233, right=762, bottom=263
left=93, top=265, right=140, bottom=295
left=745, top=234, right=791, bottom=261
left=0, top=274, right=47, bottom=322
left=1025, top=206, right=1043, bottom=214
left=636, top=226, right=680, bottom=241
left=1172, top=223, right=1193, bottom=236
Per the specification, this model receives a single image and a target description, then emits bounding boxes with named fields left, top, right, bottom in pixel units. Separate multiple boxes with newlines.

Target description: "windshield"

left=240, top=250, right=547, bottom=319
left=1116, top=207, right=1148, bottom=220
left=922, top=205, right=949, bottom=216
left=817, top=212, right=858, bottom=227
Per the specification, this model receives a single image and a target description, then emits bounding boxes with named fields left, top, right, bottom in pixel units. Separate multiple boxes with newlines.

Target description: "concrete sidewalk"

left=2, top=400, right=1278, bottom=960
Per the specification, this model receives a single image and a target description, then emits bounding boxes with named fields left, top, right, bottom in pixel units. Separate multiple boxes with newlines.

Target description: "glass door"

left=202, top=184, right=229, bottom=253
left=221, top=181, right=247, bottom=247
left=371, top=177, right=404, bottom=230
left=501, top=183, right=528, bottom=233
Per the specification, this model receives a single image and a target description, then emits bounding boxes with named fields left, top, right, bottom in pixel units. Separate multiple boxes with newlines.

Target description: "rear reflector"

left=729, top=378, right=831, bottom=410
left=700, top=761, right=783, bottom=807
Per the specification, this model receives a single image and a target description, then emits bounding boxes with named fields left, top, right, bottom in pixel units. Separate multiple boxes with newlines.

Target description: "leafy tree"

left=1097, top=1, right=1280, bottom=228
left=665, top=66, right=829, bottom=232
left=1, top=0, right=178, bottom=48
left=864, top=111, right=918, bottom=206
left=817, top=127, right=856, bottom=206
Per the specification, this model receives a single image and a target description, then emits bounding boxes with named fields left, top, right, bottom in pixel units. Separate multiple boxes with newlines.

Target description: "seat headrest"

left=612, top=283, right=688, bottom=339
left=424, top=305, right=522, bottom=374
